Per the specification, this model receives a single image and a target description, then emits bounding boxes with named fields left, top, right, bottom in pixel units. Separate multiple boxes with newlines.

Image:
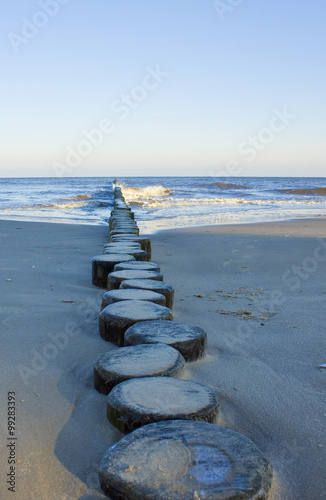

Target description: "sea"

left=0, top=177, right=325, bottom=233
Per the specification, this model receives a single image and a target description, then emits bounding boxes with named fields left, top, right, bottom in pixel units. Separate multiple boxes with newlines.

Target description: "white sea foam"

left=30, top=202, right=87, bottom=210
left=125, top=196, right=324, bottom=209
left=118, top=184, right=174, bottom=202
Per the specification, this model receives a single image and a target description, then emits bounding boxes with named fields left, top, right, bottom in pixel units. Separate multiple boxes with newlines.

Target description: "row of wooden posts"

left=89, top=183, right=273, bottom=499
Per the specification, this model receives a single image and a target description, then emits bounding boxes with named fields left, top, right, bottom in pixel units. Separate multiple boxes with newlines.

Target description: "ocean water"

left=0, top=177, right=325, bottom=233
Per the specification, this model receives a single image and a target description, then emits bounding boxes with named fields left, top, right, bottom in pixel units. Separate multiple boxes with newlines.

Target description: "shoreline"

left=0, top=217, right=325, bottom=499
left=138, top=214, right=326, bottom=235
left=1, top=212, right=325, bottom=233
left=155, top=217, right=326, bottom=237
left=0, top=215, right=108, bottom=226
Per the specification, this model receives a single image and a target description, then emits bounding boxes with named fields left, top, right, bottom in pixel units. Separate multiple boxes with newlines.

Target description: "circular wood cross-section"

left=110, top=228, right=139, bottom=237
left=104, top=245, right=141, bottom=255
left=113, top=261, right=160, bottom=272
left=111, top=226, right=139, bottom=234
left=104, top=248, right=148, bottom=261
left=110, top=236, right=151, bottom=258
left=94, top=344, right=185, bottom=394
left=99, top=300, right=173, bottom=346
left=104, top=246, right=144, bottom=257
left=124, top=320, right=207, bottom=361
left=92, top=254, right=135, bottom=288
left=101, top=289, right=166, bottom=310
left=109, top=219, right=134, bottom=231
left=120, top=279, right=174, bottom=309
left=104, top=242, right=141, bottom=250
left=107, top=270, right=163, bottom=290
left=106, top=376, right=219, bottom=433
left=99, top=419, right=273, bottom=500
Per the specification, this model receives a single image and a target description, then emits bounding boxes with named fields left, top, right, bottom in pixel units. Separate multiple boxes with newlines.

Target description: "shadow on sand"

left=54, top=357, right=123, bottom=499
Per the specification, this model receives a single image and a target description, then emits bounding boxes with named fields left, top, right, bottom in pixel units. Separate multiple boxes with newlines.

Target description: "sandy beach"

left=0, top=218, right=325, bottom=500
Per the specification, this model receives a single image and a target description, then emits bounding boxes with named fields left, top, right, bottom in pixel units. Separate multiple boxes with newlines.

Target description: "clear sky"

left=1, top=0, right=325, bottom=177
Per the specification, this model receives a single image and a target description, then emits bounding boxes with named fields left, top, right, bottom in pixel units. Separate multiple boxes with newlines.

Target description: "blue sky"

left=1, top=0, right=325, bottom=177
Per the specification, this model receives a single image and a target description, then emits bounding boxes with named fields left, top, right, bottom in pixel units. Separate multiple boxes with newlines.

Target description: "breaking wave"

left=120, top=185, right=174, bottom=202
left=19, top=197, right=110, bottom=211
left=31, top=202, right=86, bottom=210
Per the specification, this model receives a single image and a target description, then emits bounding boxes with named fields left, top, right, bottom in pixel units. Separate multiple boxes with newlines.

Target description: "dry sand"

left=0, top=218, right=325, bottom=499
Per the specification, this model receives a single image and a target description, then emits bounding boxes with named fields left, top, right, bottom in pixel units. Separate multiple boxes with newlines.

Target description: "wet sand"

left=0, top=218, right=325, bottom=499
